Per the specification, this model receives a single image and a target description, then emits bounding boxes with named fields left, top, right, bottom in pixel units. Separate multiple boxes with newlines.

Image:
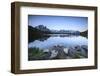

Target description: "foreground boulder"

left=68, top=45, right=88, bottom=58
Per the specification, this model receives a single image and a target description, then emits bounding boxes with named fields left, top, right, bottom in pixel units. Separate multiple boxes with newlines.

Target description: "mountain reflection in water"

left=28, top=34, right=88, bottom=60
left=28, top=34, right=87, bottom=49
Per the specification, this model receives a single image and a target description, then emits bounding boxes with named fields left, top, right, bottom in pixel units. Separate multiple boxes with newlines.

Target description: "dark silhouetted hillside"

left=28, top=25, right=50, bottom=42
left=80, top=30, right=88, bottom=37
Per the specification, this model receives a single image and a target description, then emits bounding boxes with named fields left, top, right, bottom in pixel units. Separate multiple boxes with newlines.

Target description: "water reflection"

left=28, top=34, right=88, bottom=60
left=28, top=34, right=88, bottom=49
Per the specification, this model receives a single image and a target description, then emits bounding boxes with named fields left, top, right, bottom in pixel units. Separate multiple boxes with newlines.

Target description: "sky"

left=28, top=15, right=88, bottom=32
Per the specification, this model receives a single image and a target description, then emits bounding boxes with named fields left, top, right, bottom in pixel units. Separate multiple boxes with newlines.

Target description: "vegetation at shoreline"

left=28, top=47, right=46, bottom=60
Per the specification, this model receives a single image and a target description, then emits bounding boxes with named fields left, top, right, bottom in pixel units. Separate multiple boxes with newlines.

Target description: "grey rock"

left=81, top=45, right=88, bottom=57
left=49, top=50, right=58, bottom=59
left=68, top=45, right=88, bottom=58
left=68, top=47, right=77, bottom=58
left=81, top=45, right=88, bottom=52
left=49, top=45, right=67, bottom=59
left=75, top=45, right=81, bottom=51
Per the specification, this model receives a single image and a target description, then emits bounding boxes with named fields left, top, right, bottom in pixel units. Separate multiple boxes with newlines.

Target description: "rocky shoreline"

left=28, top=45, right=88, bottom=60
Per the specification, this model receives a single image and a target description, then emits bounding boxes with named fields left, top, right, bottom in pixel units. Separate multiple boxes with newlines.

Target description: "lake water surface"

left=28, top=34, right=88, bottom=50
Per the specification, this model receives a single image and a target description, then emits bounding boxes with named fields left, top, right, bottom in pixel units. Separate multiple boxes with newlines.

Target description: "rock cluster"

left=43, top=45, right=88, bottom=59
left=28, top=45, right=88, bottom=60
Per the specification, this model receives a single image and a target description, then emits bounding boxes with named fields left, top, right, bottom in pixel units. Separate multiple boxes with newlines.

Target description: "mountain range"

left=28, top=25, right=87, bottom=42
